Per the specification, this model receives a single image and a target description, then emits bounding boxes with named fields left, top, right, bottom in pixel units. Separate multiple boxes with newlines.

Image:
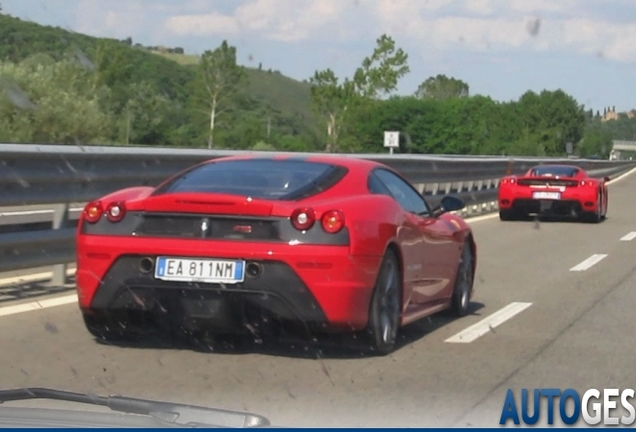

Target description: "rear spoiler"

left=515, top=177, right=579, bottom=187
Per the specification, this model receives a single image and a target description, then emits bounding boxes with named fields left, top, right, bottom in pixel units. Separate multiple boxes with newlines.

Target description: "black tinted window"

left=531, top=166, right=579, bottom=177
left=373, top=169, right=428, bottom=215
left=155, top=159, right=346, bottom=200
left=368, top=172, right=393, bottom=197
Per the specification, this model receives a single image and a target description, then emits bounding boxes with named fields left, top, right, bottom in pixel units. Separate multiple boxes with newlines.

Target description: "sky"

left=2, top=0, right=636, bottom=112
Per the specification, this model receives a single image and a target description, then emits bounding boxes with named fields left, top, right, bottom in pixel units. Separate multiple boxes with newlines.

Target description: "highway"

left=1, top=169, right=636, bottom=427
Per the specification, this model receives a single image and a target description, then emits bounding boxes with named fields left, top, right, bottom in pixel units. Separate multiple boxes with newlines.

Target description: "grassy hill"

left=152, top=51, right=314, bottom=124
left=0, top=13, right=317, bottom=131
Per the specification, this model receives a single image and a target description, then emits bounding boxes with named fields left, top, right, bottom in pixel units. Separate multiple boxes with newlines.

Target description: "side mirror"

left=604, top=176, right=610, bottom=183
left=433, top=196, right=465, bottom=217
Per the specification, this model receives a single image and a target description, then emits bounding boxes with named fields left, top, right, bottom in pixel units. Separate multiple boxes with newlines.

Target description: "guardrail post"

left=431, top=183, right=440, bottom=195
left=51, top=203, right=69, bottom=286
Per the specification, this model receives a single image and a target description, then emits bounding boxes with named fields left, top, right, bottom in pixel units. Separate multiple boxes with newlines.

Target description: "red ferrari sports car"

left=498, top=164, right=609, bottom=222
left=76, top=154, right=476, bottom=354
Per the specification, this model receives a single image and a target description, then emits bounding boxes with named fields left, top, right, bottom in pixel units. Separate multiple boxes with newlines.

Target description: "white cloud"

left=369, top=0, right=636, bottom=62
left=505, top=0, right=577, bottom=15
left=165, top=0, right=352, bottom=42
left=464, top=0, right=496, bottom=16
left=166, top=12, right=241, bottom=36
left=70, top=0, right=636, bottom=64
left=560, top=18, right=636, bottom=62
left=73, top=0, right=160, bottom=39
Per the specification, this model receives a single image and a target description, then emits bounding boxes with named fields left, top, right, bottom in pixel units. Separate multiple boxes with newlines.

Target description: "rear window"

left=154, top=158, right=347, bottom=200
left=530, top=166, right=580, bottom=178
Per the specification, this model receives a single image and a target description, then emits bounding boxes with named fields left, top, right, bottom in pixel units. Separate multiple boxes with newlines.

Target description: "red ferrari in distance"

left=498, top=164, right=609, bottom=222
left=76, top=155, right=477, bottom=355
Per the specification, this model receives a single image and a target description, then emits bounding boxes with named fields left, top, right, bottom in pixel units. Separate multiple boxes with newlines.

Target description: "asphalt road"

left=1, top=170, right=636, bottom=427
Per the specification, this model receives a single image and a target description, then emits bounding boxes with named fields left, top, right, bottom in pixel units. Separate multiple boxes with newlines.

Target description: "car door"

left=367, top=171, right=424, bottom=306
left=371, top=169, right=457, bottom=305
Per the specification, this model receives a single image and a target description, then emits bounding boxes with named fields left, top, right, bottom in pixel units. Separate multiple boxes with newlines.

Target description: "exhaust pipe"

left=139, top=257, right=154, bottom=274
left=246, top=262, right=263, bottom=278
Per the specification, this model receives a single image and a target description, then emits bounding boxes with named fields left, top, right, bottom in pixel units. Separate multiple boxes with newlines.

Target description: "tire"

left=499, top=209, right=515, bottom=221
left=582, top=191, right=602, bottom=223
left=451, top=241, right=474, bottom=317
left=366, top=250, right=401, bottom=355
left=82, top=313, right=139, bottom=342
left=601, top=190, right=608, bottom=220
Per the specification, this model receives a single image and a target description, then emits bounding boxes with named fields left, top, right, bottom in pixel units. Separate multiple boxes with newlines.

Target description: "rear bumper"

left=76, top=235, right=382, bottom=332
left=498, top=189, right=599, bottom=215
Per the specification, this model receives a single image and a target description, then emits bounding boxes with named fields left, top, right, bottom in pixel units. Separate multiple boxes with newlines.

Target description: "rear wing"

left=515, top=177, right=579, bottom=187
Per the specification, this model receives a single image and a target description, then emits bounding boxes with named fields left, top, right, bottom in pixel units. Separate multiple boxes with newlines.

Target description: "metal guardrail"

left=1, top=143, right=635, bottom=285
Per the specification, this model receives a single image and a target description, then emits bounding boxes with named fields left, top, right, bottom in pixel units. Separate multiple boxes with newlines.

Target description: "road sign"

left=384, top=131, right=400, bottom=148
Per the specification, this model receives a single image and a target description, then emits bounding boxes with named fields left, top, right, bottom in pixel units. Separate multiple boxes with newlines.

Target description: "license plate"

left=533, top=191, right=561, bottom=200
left=154, top=257, right=245, bottom=284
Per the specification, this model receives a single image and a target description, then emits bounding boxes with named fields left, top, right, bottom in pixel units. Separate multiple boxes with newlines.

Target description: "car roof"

left=200, top=153, right=387, bottom=171
left=530, top=164, right=581, bottom=170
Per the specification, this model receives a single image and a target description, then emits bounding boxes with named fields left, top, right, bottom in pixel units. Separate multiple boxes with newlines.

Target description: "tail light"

left=84, top=201, right=103, bottom=223
left=580, top=180, right=595, bottom=187
left=106, top=201, right=126, bottom=222
left=291, top=208, right=315, bottom=231
left=321, top=210, right=345, bottom=234
left=501, top=178, right=516, bottom=185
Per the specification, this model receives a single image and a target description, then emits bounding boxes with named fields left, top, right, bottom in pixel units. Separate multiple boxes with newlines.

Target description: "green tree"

left=309, top=69, right=356, bottom=152
left=309, top=34, right=410, bottom=152
left=578, top=128, right=612, bottom=158
left=353, top=34, right=410, bottom=99
left=516, top=89, right=585, bottom=156
left=415, top=74, right=469, bottom=100
left=0, top=59, right=110, bottom=144
left=120, top=81, right=171, bottom=144
left=193, top=40, right=247, bottom=149
left=92, top=40, right=134, bottom=102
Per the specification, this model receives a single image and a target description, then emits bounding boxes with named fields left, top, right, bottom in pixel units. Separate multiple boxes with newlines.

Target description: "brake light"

left=321, top=210, right=345, bottom=234
left=580, top=180, right=595, bottom=187
left=106, top=201, right=126, bottom=222
left=84, top=201, right=103, bottom=224
left=501, top=178, right=516, bottom=185
left=291, top=208, right=315, bottom=231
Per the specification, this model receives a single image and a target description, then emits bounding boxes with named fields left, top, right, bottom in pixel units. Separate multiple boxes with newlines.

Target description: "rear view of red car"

left=498, top=164, right=608, bottom=222
left=76, top=155, right=476, bottom=355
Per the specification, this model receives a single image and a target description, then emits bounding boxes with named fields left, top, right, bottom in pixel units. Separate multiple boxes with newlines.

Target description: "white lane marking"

left=465, top=212, right=499, bottom=223
left=0, top=294, right=78, bottom=318
left=445, top=302, right=533, bottom=343
left=0, top=210, right=51, bottom=217
left=569, top=254, right=608, bottom=272
left=620, top=232, right=636, bottom=242
left=0, top=268, right=76, bottom=287
left=606, top=166, right=636, bottom=185
left=0, top=207, right=83, bottom=217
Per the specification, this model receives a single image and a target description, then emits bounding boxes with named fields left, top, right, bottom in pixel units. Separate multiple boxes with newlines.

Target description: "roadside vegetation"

left=0, top=12, right=633, bottom=157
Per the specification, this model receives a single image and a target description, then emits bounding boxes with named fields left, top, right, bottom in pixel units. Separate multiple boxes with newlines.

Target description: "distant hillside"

left=0, top=13, right=317, bottom=132
left=151, top=51, right=315, bottom=125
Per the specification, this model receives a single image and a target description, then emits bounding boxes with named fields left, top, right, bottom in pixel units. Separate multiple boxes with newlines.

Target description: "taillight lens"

left=84, top=201, right=103, bottom=223
left=501, top=178, right=516, bottom=185
left=580, top=180, right=595, bottom=187
left=321, top=210, right=345, bottom=234
left=291, top=208, right=315, bottom=231
left=106, top=201, right=126, bottom=222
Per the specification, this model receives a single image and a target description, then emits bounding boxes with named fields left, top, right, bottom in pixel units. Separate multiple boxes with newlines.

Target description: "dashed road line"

left=620, top=232, right=636, bottom=242
left=569, top=254, right=608, bottom=272
left=445, top=302, right=533, bottom=343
